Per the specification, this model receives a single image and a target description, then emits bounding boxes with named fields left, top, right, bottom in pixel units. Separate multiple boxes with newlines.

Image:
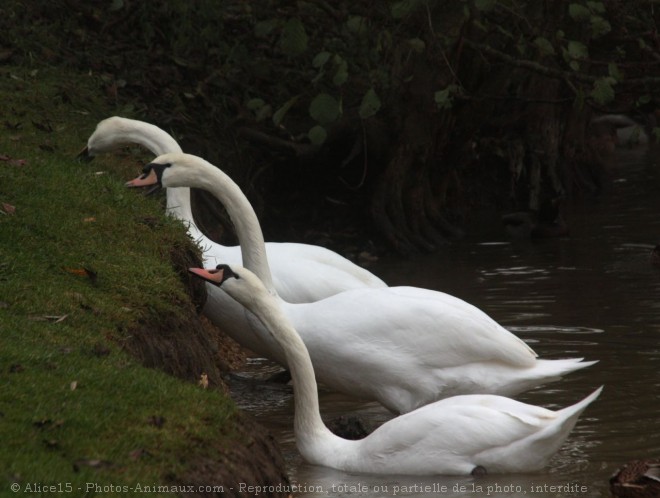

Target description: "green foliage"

left=591, top=77, right=617, bottom=105
left=309, top=93, right=342, bottom=125
left=308, top=125, right=328, bottom=145
left=534, top=37, right=556, bottom=56
left=279, top=18, right=309, bottom=56
left=434, top=84, right=460, bottom=110
left=273, top=95, right=300, bottom=126
left=359, top=88, right=382, bottom=119
left=564, top=40, right=589, bottom=70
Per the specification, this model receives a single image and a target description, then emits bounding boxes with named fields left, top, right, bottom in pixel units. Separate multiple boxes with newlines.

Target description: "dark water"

left=231, top=146, right=660, bottom=497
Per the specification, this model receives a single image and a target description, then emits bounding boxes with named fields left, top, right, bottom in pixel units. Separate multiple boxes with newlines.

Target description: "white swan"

left=82, top=116, right=387, bottom=303
left=130, top=152, right=597, bottom=414
left=191, top=263, right=603, bottom=475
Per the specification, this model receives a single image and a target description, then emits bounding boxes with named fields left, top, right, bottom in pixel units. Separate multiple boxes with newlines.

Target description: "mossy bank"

left=0, top=66, right=288, bottom=496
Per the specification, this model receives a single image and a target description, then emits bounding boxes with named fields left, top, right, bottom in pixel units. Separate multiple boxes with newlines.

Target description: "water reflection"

left=229, top=146, right=660, bottom=497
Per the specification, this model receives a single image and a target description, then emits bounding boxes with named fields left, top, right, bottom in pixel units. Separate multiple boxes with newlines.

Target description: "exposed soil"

left=120, top=232, right=290, bottom=495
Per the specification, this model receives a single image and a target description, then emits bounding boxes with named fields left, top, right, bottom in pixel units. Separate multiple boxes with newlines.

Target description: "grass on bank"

left=0, top=66, right=240, bottom=492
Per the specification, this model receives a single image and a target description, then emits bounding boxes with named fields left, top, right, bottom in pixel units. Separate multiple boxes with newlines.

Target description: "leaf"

left=567, top=40, right=588, bottom=59
left=62, top=267, right=97, bottom=284
left=108, top=0, right=124, bottom=12
left=407, top=38, right=426, bottom=53
left=279, top=18, right=308, bottom=56
left=568, top=3, right=591, bottom=20
left=29, top=314, right=69, bottom=323
left=254, top=104, right=272, bottom=123
left=246, top=98, right=266, bottom=110
left=608, top=62, right=622, bottom=82
left=1, top=202, right=15, bottom=215
left=332, top=59, right=348, bottom=86
left=434, top=84, right=458, bottom=110
left=247, top=98, right=273, bottom=122
left=637, top=94, right=652, bottom=105
left=587, top=1, right=606, bottom=13
left=391, top=0, right=417, bottom=19
left=312, top=51, right=332, bottom=68
left=590, top=15, right=611, bottom=38
left=308, top=125, right=327, bottom=146
left=272, top=96, right=299, bottom=127
left=533, top=37, right=555, bottom=56
left=199, top=373, right=209, bottom=389
left=309, top=93, right=341, bottom=125
left=359, top=88, right=381, bottom=119
left=346, top=16, right=367, bottom=36
left=254, top=19, right=279, bottom=38
left=591, top=77, right=616, bottom=105
left=475, top=0, right=497, bottom=11
left=653, top=127, right=660, bottom=142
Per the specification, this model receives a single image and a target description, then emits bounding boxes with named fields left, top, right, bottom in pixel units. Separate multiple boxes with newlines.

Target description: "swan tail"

left=556, top=385, right=603, bottom=421
left=535, top=357, right=598, bottom=379
left=483, top=386, right=603, bottom=473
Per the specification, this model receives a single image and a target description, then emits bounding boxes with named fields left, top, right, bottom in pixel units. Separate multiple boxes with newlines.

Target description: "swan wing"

left=359, top=395, right=554, bottom=471
left=301, top=286, right=536, bottom=371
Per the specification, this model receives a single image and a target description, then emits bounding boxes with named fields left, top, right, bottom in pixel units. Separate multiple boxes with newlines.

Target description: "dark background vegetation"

left=2, top=0, right=659, bottom=256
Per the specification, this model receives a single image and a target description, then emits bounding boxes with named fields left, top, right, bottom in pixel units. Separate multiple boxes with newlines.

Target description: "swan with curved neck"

left=129, top=152, right=599, bottom=414
left=190, top=263, right=602, bottom=475
left=82, top=116, right=387, bottom=303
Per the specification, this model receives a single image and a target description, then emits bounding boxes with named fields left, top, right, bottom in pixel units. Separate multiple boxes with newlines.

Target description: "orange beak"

left=125, top=168, right=159, bottom=188
left=188, top=267, right=225, bottom=285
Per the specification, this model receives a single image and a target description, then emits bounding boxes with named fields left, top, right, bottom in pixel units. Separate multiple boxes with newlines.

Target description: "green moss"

left=0, top=65, right=241, bottom=492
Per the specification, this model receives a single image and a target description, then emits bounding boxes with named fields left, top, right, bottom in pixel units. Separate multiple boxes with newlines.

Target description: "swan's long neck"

left=113, top=121, right=205, bottom=242
left=115, top=121, right=181, bottom=157
left=248, top=291, right=348, bottom=460
left=182, top=162, right=276, bottom=292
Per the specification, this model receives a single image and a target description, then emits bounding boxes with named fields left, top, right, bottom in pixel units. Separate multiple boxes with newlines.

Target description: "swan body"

left=84, top=116, right=387, bottom=303
left=134, top=151, right=600, bottom=414
left=195, top=264, right=602, bottom=475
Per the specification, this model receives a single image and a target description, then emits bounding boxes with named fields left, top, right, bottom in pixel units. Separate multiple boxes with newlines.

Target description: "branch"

left=237, top=127, right=319, bottom=158
left=461, top=37, right=660, bottom=88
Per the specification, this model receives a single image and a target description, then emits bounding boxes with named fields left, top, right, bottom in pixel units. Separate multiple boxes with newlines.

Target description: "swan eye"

left=215, top=264, right=239, bottom=280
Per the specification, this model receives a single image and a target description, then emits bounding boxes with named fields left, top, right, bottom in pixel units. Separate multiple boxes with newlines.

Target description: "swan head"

left=188, top=263, right=269, bottom=309
left=125, top=160, right=171, bottom=195
left=78, top=117, right=133, bottom=160
left=125, top=152, right=211, bottom=192
left=188, top=264, right=240, bottom=287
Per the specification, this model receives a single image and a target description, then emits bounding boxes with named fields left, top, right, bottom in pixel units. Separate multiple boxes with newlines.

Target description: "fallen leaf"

left=9, top=364, right=24, bottom=373
left=1, top=203, right=15, bottom=215
left=82, top=217, right=96, bottom=222
left=29, top=314, right=68, bottom=323
left=0, top=155, right=27, bottom=166
left=129, top=448, right=151, bottom=460
left=62, top=266, right=97, bottom=284
left=70, top=381, right=78, bottom=391
left=32, top=120, right=53, bottom=132
left=91, top=342, right=111, bottom=357
left=42, top=439, right=59, bottom=449
left=73, top=459, right=114, bottom=471
left=33, top=418, right=52, bottom=428
left=147, top=415, right=165, bottom=428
